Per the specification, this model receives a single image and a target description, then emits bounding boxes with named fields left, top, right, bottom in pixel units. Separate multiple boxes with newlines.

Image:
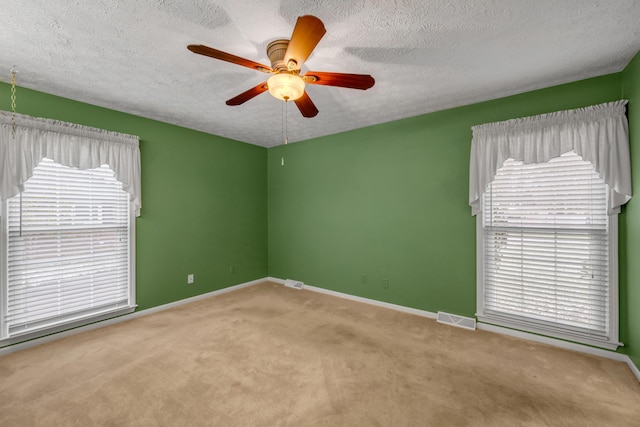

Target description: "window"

left=1, top=159, right=135, bottom=342
left=469, top=100, right=631, bottom=350
left=0, top=110, right=141, bottom=346
left=477, top=151, right=618, bottom=348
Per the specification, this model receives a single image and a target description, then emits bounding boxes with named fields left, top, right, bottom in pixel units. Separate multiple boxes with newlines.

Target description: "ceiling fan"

left=187, top=15, right=375, bottom=118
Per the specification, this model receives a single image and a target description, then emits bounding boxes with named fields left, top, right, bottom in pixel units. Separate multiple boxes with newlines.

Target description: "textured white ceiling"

left=1, top=1, right=639, bottom=147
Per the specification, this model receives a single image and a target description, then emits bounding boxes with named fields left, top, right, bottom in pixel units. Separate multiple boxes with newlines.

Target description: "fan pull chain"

left=282, top=100, right=289, bottom=145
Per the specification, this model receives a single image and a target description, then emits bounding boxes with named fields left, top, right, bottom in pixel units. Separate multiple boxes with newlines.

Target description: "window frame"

left=0, top=160, right=137, bottom=346
left=475, top=158, right=621, bottom=351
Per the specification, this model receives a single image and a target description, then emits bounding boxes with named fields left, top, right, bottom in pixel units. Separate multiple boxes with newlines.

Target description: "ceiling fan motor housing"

left=267, top=39, right=293, bottom=72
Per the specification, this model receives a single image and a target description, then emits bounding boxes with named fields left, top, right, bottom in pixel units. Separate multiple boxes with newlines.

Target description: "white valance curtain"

left=469, top=100, right=631, bottom=215
left=0, top=111, right=141, bottom=216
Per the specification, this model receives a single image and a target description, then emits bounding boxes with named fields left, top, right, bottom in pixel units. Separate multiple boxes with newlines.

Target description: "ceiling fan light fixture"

left=187, top=15, right=372, bottom=118
left=267, top=73, right=305, bottom=101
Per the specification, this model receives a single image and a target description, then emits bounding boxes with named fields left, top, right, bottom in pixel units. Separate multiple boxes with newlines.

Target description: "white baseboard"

left=267, top=277, right=436, bottom=319
left=628, top=356, right=640, bottom=382
left=0, top=277, right=266, bottom=357
left=305, top=284, right=438, bottom=319
left=269, top=277, right=640, bottom=383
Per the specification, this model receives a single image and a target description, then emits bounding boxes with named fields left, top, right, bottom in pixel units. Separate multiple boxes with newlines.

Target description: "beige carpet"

left=1, top=281, right=639, bottom=426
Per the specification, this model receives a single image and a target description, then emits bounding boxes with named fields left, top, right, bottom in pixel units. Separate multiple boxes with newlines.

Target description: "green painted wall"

left=1, top=66, right=636, bottom=366
left=622, top=51, right=640, bottom=368
left=268, top=74, right=623, bottom=324
left=0, top=83, right=268, bottom=312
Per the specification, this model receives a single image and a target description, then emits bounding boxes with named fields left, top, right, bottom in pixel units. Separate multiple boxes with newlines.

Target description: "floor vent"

left=436, top=311, right=476, bottom=330
left=284, top=279, right=304, bottom=290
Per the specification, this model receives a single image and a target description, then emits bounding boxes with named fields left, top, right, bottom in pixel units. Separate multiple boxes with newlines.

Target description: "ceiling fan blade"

left=226, top=82, right=269, bottom=106
left=294, top=91, right=319, bottom=118
left=188, top=44, right=273, bottom=73
left=284, top=15, right=326, bottom=70
left=303, top=72, right=375, bottom=90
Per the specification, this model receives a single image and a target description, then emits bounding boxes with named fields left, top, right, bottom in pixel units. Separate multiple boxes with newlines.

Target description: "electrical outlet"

left=187, top=274, right=194, bottom=284
left=382, top=279, right=389, bottom=289
left=361, top=274, right=368, bottom=284
left=229, top=265, right=235, bottom=273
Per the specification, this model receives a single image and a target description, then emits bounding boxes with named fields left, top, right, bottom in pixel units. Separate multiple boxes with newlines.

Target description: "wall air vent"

left=284, top=279, right=304, bottom=290
left=436, top=311, right=476, bottom=330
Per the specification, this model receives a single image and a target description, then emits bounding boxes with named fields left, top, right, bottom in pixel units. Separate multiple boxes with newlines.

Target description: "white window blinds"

left=3, top=158, right=133, bottom=339
left=482, top=151, right=611, bottom=340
